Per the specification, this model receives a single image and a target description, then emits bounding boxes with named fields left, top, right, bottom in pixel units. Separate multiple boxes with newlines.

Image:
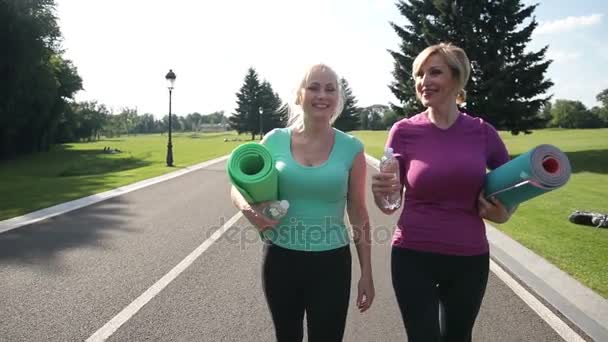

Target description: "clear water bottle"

left=379, top=147, right=401, bottom=210
left=262, top=200, right=290, bottom=220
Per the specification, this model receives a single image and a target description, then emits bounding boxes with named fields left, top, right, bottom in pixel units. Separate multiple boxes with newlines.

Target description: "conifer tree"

left=389, top=0, right=553, bottom=133
left=259, top=81, right=286, bottom=134
left=229, top=68, right=262, bottom=139
left=334, top=78, right=361, bottom=132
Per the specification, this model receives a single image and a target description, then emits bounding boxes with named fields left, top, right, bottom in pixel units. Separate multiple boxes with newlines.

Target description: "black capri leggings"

left=391, top=247, right=489, bottom=342
left=262, top=242, right=352, bottom=342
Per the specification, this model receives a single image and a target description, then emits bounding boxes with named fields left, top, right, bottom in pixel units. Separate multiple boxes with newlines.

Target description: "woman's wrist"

left=239, top=201, right=253, bottom=213
left=360, top=268, right=373, bottom=279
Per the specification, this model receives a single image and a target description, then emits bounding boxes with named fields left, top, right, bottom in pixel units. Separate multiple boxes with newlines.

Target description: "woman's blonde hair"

left=412, top=43, right=471, bottom=104
left=287, top=64, right=345, bottom=128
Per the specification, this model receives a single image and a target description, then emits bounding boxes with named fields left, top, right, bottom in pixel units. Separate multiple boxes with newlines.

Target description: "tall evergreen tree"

left=230, top=68, right=287, bottom=138
left=334, top=78, right=361, bottom=132
left=259, top=81, right=286, bottom=134
left=229, top=68, right=262, bottom=139
left=388, top=0, right=553, bottom=134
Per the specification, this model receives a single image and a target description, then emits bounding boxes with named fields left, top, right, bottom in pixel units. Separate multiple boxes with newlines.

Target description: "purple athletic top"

left=386, top=111, right=509, bottom=256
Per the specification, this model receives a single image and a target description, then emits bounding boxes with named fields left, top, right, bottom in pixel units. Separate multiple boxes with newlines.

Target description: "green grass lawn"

left=0, top=131, right=248, bottom=220
left=353, top=128, right=608, bottom=298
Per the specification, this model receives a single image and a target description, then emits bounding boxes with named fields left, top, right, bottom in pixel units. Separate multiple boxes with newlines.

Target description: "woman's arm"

left=230, top=185, right=252, bottom=211
left=347, top=151, right=375, bottom=312
left=230, top=185, right=279, bottom=232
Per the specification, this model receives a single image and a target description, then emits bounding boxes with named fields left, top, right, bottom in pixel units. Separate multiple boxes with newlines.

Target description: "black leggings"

left=391, top=247, right=489, bottom=342
left=262, top=242, right=352, bottom=342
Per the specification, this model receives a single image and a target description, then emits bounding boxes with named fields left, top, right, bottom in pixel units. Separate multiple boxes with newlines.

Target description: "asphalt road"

left=0, top=160, right=567, bottom=341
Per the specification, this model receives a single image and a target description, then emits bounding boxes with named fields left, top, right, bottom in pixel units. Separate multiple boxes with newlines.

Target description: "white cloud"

left=535, top=14, right=603, bottom=35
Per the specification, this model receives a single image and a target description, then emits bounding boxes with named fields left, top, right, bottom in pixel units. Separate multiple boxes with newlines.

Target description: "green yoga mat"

left=226, top=142, right=278, bottom=204
left=484, top=144, right=571, bottom=211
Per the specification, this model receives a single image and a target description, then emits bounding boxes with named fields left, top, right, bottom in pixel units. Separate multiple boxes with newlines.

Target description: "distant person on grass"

left=371, top=43, right=517, bottom=342
left=230, top=63, right=374, bottom=341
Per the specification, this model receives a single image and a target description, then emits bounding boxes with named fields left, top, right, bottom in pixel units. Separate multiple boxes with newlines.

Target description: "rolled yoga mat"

left=226, top=142, right=278, bottom=204
left=484, top=144, right=571, bottom=211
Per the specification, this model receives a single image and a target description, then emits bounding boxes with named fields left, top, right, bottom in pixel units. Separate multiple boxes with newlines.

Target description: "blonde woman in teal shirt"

left=230, top=64, right=374, bottom=342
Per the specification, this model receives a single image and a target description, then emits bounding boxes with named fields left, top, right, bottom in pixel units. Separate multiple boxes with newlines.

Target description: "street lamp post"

left=259, top=106, right=263, bottom=139
left=165, top=69, right=176, bottom=167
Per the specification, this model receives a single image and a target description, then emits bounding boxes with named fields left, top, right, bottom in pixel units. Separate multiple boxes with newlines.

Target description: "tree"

left=334, top=78, right=361, bottom=132
left=133, top=114, right=158, bottom=134
left=117, top=107, right=139, bottom=135
left=59, top=101, right=109, bottom=141
left=590, top=106, right=607, bottom=127
left=539, top=101, right=552, bottom=123
left=550, top=100, right=602, bottom=129
left=185, top=112, right=203, bottom=131
left=229, top=68, right=262, bottom=139
left=595, top=89, right=608, bottom=127
left=230, top=68, right=285, bottom=138
left=597, top=88, right=608, bottom=108
left=527, top=100, right=553, bottom=129
left=359, top=110, right=369, bottom=130
left=360, top=104, right=390, bottom=130
left=382, top=109, right=401, bottom=129
left=259, top=81, right=286, bottom=134
left=388, top=0, right=553, bottom=134
left=0, top=0, right=82, bottom=158
left=204, top=111, right=225, bottom=124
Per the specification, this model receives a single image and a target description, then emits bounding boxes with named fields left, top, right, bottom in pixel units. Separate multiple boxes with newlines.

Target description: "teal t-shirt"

left=261, top=127, right=364, bottom=251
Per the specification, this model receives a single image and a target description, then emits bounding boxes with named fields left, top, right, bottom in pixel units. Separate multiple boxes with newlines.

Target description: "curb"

left=0, top=155, right=229, bottom=234
left=486, top=225, right=608, bottom=342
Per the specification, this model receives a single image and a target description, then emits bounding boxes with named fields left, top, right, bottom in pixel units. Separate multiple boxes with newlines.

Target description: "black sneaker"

left=569, top=211, right=608, bottom=228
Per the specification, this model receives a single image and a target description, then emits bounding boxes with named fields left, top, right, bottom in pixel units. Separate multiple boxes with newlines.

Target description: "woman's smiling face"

left=299, top=66, right=339, bottom=121
left=415, top=53, right=458, bottom=108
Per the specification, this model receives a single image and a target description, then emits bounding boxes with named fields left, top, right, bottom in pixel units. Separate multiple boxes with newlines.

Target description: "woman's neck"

left=426, top=102, right=460, bottom=129
left=297, top=116, right=333, bottom=138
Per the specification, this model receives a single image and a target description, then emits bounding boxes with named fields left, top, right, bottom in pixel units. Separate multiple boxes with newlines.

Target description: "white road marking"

left=86, top=212, right=243, bottom=342
left=490, top=261, right=585, bottom=342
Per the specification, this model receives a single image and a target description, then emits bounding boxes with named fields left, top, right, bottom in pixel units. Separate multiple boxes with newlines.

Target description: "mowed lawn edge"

left=0, top=132, right=245, bottom=220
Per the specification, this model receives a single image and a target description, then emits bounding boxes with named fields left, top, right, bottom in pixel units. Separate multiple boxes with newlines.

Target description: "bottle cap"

left=384, top=147, right=394, bottom=157
left=279, top=200, right=289, bottom=209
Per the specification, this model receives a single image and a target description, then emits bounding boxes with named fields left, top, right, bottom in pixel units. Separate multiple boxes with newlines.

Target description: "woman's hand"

left=478, top=191, right=511, bottom=224
left=371, top=172, right=402, bottom=214
left=371, top=172, right=401, bottom=196
left=241, top=201, right=279, bottom=232
left=356, top=273, right=375, bottom=313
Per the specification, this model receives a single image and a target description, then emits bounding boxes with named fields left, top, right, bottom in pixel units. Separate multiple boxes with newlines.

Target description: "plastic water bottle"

left=379, top=147, right=401, bottom=210
left=263, top=200, right=290, bottom=220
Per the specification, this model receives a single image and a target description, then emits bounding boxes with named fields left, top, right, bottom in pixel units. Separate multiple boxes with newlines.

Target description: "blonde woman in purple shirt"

left=372, top=43, right=515, bottom=342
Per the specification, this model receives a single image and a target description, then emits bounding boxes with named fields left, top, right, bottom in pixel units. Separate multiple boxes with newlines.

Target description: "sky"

left=55, top=0, right=608, bottom=118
